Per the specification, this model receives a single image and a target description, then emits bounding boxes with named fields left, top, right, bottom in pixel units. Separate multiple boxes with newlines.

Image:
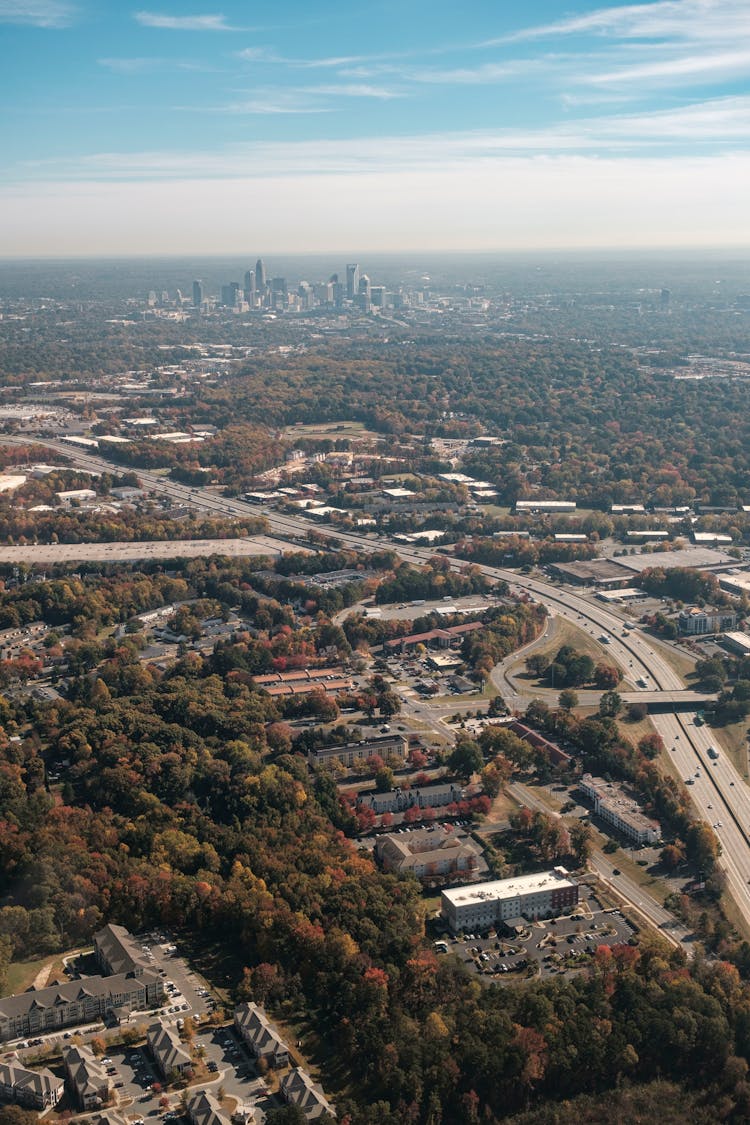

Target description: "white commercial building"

left=515, top=500, right=576, bottom=513
left=440, top=868, right=579, bottom=933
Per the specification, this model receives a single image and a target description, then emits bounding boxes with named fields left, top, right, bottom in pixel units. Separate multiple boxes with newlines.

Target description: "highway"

left=7, top=435, right=750, bottom=929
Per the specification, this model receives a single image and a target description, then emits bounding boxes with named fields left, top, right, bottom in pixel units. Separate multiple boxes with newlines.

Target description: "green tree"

left=448, top=738, right=484, bottom=780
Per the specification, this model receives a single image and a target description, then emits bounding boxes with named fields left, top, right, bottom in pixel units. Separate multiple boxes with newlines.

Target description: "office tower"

left=660, top=287, right=671, bottom=308
left=358, top=274, right=371, bottom=300
left=192, top=280, right=203, bottom=307
left=271, top=277, right=288, bottom=308
left=244, top=269, right=255, bottom=303
left=346, top=263, right=360, bottom=300
left=298, top=281, right=314, bottom=309
left=221, top=282, right=241, bottom=307
left=255, top=258, right=267, bottom=291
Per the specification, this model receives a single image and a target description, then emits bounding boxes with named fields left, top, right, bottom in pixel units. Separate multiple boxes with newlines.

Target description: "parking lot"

left=438, top=905, right=635, bottom=983
left=104, top=1025, right=274, bottom=1122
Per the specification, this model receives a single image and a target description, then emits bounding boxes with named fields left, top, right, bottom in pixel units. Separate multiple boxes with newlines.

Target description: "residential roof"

left=94, top=923, right=151, bottom=976
left=281, top=1067, right=335, bottom=1120
left=148, top=1021, right=192, bottom=1075
left=234, top=1002, right=289, bottom=1059
left=187, top=1088, right=231, bottom=1125
left=0, top=969, right=160, bottom=1023
left=0, top=1057, right=63, bottom=1102
left=64, top=1044, right=111, bottom=1104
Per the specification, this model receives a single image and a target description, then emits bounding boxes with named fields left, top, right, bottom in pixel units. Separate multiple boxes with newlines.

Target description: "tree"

left=599, top=690, right=622, bottom=718
left=660, top=843, right=684, bottom=870
left=374, top=766, right=394, bottom=792
left=638, top=732, right=665, bottom=759
left=558, top=689, right=579, bottom=712
left=570, top=821, right=594, bottom=864
left=594, top=662, right=622, bottom=689
left=526, top=653, right=550, bottom=677
left=448, top=738, right=483, bottom=780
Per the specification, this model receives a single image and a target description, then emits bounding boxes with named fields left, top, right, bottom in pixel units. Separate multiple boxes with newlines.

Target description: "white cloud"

left=0, top=0, right=75, bottom=26
left=134, top=10, right=236, bottom=31
left=17, top=96, right=750, bottom=184
left=587, top=47, right=750, bottom=86
left=498, top=0, right=750, bottom=46
left=303, top=83, right=402, bottom=100
left=236, top=46, right=283, bottom=62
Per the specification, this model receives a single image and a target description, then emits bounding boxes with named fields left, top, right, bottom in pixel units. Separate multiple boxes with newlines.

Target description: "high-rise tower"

left=255, top=259, right=267, bottom=291
left=346, top=263, right=360, bottom=300
left=192, top=279, right=203, bottom=307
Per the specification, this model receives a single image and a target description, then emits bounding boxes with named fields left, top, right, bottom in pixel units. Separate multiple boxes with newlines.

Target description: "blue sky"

left=2, top=0, right=750, bottom=255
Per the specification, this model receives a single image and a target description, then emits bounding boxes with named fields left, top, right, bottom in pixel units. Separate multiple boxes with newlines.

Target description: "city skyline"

left=2, top=0, right=750, bottom=255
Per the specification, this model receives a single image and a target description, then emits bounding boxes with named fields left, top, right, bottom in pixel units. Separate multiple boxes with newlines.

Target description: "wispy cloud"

left=0, top=0, right=75, bottom=26
left=235, top=46, right=284, bottom=62
left=496, top=0, right=750, bottom=46
left=99, top=57, right=157, bottom=74
left=134, top=10, right=237, bottom=31
left=304, top=83, right=402, bottom=100
left=99, top=56, right=214, bottom=74
left=221, top=91, right=332, bottom=115
left=17, top=94, right=750, bottom=182
left=587, top=47, right=750, bottom=86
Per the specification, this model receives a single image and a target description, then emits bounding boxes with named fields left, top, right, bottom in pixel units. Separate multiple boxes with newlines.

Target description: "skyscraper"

left=192, top=280, right=203, bottom=308
left=346, top=263, right=360, bottom=300
left=255, top=259, right=267, bottom=292
left=244, top=269, right=255, bottom=303
left=221, top=282, right=241, bottom=307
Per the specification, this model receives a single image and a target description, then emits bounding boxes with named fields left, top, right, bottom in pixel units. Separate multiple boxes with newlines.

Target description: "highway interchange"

left=7, top=436, right=750, bottom=932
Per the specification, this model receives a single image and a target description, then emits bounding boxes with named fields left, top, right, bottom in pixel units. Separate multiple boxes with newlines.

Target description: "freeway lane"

left=7, top=436, right=750, bottom=929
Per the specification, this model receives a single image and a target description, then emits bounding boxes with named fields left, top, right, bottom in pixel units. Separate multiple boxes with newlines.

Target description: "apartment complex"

left=307, top=733, right=407, bottom=769
left=234, top=1002, right=289, bottom=1067
left=357, top=782, right=465, bottom=816
left=375, top=827, right=477, bottom=881
left=280, top=1067, right=335, bottom=1120
left=94, top=923, right=151, bottom=978
left=187, top=1088, right=232, bottom=1125
left=64, top=1044, right=113, bottom=1110
left=441, top=869, right=579, bottom=933
left=148, top=1021, right=192, bottom=1079
left=0, top=970, right=162, bottom=1042
left=579, top=775, right=661, bottom=846
left=0, top=1057, right=64, bottom=1109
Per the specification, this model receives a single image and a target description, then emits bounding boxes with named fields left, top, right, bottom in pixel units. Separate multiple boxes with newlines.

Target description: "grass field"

left=5, top=953, right=69, bottom=995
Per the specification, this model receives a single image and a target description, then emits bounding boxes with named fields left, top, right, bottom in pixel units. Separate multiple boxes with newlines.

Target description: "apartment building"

left=441, top=869, right=579, bottom=933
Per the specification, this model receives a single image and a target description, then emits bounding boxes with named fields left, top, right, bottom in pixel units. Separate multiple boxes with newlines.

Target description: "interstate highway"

left=8, top=437, right=750, bottom=929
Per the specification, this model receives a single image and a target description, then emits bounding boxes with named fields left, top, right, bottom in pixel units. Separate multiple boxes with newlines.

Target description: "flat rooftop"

left=613, top=548, right=736, bottom=574
left=442, top=868, right=575, bottom=907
